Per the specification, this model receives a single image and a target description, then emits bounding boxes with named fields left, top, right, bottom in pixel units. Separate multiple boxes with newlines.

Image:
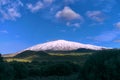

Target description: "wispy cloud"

left=94, top=30, right=120, bottom=42
left=0, top=30, right=8, bottom=34
left=27, top=1, right=44, bottom=13
left=86, top=11, right=105, bottom=23
left=114, top=40, right=120, bottom=43
left=66, top=22, right=80, bottom=27
left=0, top=8, right=21, bottom=20
left=0, top=0, right=23, bottom=21
left=27, top=0, right=54, bottom=13
left=114, top=22, right=120, bottom=28
left=55, top=6, right=83, bottom=27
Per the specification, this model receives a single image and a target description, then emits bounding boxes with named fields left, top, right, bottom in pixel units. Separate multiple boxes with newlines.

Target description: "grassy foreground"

left=4, top=52, right=90, bottom=66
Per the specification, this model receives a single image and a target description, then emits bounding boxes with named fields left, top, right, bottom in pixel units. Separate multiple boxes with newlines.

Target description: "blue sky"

left=0, top=0, right=120, bottom=54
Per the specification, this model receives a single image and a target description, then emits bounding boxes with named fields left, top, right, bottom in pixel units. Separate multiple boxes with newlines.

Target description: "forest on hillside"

left=0, top=49, right=120, bottom=80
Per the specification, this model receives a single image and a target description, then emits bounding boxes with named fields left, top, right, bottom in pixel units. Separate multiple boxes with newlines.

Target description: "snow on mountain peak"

left=25, top=40, right=106, bottom=51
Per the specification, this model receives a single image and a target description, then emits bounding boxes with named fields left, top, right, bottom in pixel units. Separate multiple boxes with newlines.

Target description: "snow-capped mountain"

left=24, top=40, right=106, bottom=51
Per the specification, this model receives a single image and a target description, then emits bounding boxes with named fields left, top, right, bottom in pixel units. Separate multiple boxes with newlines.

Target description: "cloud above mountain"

left=55, top=6, right=81, bottom=21
left=86, top=11, right=105, bottom=23
left=0, top=0, right=109, bottom=26
left=55, top=6, right=83, bottom=27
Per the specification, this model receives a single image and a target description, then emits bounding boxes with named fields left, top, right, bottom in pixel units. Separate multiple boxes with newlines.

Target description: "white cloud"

left=55, top=6, right=83, bottom=27
left=73, top=23, right=80, bottom=27
left=55, top=6, right=81, bottom=21
left=0, top=0, right=23, bottom=21
left=66, top=22, right=80, bottom=27
left=114, top=22, right=120, bottom=28
left=86, top=11, right=105, bottom=22
left=8, top=8, right=21, bottom=20
left=0, top=8, right=21, bottom=21
left=27, top=1, right=44, bottom=13
left=27, top=0, right=54, bottom=13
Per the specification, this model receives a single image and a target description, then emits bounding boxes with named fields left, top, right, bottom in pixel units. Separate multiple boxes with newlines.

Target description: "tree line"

left=0, top=49, right=120, bottom=80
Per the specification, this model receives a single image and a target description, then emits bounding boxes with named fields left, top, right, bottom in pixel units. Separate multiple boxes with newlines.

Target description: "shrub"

left=10, top=61, right=29, bottom=79
left=79, top=49, right=120, bottom=80
left=29, top=61, right=80, bottom=77
left=0, top=62, right=14, bottom=80
left=0, top=54, right=3, bottom=62
left=0, top=54, right=14, bottom=80
left=43, top=62, right=80, bottom=76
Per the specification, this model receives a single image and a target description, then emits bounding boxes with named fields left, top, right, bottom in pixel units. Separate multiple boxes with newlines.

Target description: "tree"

left=10, top=61, right=29, bottom=79
left=0, top=54, right=3, bottom=62
left=79, top=49, right=120, bottom=80
left=0, top=54, right=14, bottom=80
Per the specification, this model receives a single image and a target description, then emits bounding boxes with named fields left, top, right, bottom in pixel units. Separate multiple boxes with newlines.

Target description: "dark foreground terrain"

left=1, top=49, right=120, bottom=80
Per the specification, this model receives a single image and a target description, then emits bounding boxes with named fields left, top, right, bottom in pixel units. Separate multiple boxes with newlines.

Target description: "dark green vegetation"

left=14, top=50, right=49, bottom=58
left=1, top=49, right=120, bottom=80
left=79, top=49, right=120, bottom=80
left=5, top=50, right=90, bottom=65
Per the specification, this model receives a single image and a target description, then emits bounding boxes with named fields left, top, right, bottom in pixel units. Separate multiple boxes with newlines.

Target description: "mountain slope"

left=14, top=50, right=49, bottom=58
left=25, top=40, right=106, bottom=51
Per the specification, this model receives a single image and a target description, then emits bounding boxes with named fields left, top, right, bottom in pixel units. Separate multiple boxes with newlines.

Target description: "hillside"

left=14, top=50, right=49, bottom=58
left=4, top=50, right=90, bottom=66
